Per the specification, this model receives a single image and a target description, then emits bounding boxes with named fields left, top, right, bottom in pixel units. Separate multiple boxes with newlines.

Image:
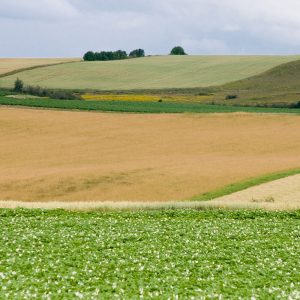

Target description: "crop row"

left=1, top=96, right=300, bottom=114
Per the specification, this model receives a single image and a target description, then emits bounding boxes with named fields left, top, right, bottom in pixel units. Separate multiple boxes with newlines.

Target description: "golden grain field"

left=1, top=107, right=300, bottom=202
left=0, top=58, right=80, bottom=76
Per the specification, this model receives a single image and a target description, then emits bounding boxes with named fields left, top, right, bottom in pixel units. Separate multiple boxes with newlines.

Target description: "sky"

left=1, top=0, right=300, bottom=57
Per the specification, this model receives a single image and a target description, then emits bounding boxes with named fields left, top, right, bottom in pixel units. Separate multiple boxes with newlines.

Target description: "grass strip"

left=190, top=168, right=300, bottom=201
left=1, top=97, right=300, bottom=114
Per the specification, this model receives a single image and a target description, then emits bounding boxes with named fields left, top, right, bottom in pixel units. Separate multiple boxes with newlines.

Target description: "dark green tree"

left=114, top=50, right=128, bottom=60
left=13, top=78, right=24, bottom=93
left=84, top=50, right=128, bottom=61
left=129, top=49, right=145, bottom=58
left=83, top=51, right=96, bottom=61
left=170, top=46, right=187, bottom=55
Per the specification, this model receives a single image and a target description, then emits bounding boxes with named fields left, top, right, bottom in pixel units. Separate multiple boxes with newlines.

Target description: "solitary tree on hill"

left=170, top=46, right=187, bottom=55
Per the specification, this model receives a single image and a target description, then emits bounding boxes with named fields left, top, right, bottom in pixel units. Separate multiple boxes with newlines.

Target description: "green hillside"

left=0, top=55, right=299, bottom=91
left=215, top=59, right=300, bottom=106
left=224, top=59, right=300, bottom=91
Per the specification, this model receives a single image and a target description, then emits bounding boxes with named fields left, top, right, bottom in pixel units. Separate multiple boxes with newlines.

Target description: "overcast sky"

left=1, top=0, right=300, bottom=57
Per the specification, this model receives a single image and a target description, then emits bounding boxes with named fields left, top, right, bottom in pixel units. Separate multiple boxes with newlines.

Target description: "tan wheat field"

left=1, top=107, right=300, bottom=202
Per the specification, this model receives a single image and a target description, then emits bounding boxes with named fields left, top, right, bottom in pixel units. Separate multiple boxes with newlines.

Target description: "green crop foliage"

left=1, top=96, right=300, bottom=114
left=0, top=209, right=299, bottom=299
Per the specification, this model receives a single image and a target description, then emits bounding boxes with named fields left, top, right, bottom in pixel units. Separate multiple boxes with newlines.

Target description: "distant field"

left=1, top=209, right=299, bottom=299
left=1, top=107, right=300, bottom=202
left=0, top=55, right=299, bottom=90
left=0, top=58, right=80, bottom=76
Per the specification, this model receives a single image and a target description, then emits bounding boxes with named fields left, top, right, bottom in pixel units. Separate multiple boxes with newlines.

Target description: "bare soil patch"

left=1, top=108, right=300, bottom=202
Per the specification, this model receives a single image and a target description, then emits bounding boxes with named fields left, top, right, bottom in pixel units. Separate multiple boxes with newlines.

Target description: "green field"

left=224, top=59, right=300, bottom=91
left=0, top=55, right=299, bottom=91
left=1, top=96, right=300, bottom=114
left=0, top=209, right=299, bottom=299
left=208, top=59, right=300, bottom=107
left=0, top=97, right=300, bottom=114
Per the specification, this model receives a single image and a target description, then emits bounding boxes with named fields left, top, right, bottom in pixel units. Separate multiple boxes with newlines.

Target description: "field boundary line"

left=0, top=199, right=298, bottom=211
left=0, top=60, right=80, bottom=79
left=189, top=168, right=300, bottom=201
left=1, top=98, right=300, bottom=114
left=0, top=171, right=300, bottom=211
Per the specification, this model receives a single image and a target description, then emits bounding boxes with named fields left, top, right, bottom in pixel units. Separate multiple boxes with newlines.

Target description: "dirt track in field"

left=1, top=107, right=300, bottom=202
left=0, top=58, right=79, bottom=75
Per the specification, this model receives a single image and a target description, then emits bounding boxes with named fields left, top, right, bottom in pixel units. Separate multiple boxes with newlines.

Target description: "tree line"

left=83, top=49, right=145, bottom=61
left=83, top=46, right=187, bottom=61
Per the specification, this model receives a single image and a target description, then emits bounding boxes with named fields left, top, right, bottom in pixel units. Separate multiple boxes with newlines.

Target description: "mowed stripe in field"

left=1, top=108, right=300, bottom=202
left=1, top=55, right=300, bottom=90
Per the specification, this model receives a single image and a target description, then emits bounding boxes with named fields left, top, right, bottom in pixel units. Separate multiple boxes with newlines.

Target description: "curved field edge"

left=0, top=61, right=80, bottom=79
left=1, top=169, right=300, bottom=212
left=1, top=97, right=300, bottom=114
left=0, top=58, right=81, bottom=77
left=1, top=55, right=299, bottom=91
left=190, top=168, right=300, bottom=201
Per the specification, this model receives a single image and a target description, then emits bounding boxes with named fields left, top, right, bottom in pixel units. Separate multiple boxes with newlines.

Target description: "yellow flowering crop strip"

left=82, top=93, right=214, bottom=103
left=83, top=94, right=162, bottom=102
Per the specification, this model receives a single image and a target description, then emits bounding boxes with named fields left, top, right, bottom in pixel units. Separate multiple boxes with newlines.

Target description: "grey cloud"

left=68, top=0, right=156, bottom=12
left=0, top=0, right=78, bottom=20
left=1, top=0, right=300, bottom=57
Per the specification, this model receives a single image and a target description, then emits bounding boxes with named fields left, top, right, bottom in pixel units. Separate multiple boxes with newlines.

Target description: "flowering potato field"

left=0, top=209, right=299, bottom=299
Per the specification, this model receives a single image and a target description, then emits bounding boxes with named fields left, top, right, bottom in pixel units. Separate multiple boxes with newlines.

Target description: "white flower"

left=75, top=292, right=84, bottom=299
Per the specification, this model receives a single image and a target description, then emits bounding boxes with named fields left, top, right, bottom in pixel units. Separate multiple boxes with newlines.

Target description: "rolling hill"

left=215, top=59, right=300, bottom=106
left=224, top=59, right=300, bottom=91
left=0, top=55, right=299, bottom=91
